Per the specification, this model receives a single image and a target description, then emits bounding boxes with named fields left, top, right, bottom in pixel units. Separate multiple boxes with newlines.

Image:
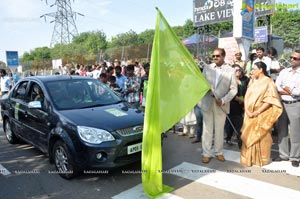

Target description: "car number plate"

left=128, top=143, right=142, bottom=154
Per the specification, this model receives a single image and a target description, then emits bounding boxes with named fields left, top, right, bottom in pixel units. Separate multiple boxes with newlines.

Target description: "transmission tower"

left=40, top=0, right=84, bottom=47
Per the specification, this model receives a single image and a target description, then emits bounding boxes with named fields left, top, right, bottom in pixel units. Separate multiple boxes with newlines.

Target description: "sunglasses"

left=212, top=55, right=221, bottom=58
left=290, top=56, right=300, bottom=61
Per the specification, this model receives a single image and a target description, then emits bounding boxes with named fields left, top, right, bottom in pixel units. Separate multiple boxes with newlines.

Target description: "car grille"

left=116, top=125, right=143, bottom=136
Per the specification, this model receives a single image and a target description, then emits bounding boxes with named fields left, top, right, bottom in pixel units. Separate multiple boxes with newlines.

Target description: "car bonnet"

left=58, top=103, right=144, bottom=132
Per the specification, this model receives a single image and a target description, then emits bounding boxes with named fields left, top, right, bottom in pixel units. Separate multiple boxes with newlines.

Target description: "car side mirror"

left=28, top=101, right=42, bottom=109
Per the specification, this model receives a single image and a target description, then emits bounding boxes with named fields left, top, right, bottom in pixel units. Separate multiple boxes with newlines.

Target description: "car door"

left=23, top=81, right=52, bottom=152
left=9, top=80, right=31, bottom=141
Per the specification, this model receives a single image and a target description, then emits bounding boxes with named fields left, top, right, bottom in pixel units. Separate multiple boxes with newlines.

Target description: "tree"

left=109, top=30, right=139, bottom=47
left=17, top=9, right=300, bottom=63
left=172, top=26, right=184, bottom=39
left=182, top=19, right=196, bottom=38
left=73, top=32, right=90, bottom=43
left=22, top=52, right=34, bottom=61
left=85, top=31, right=107, bottom=53
left=137, top=29, right=155, bottom=44
left=73, top=31, right=107, bottom=53
left=30, top=47, right=52, bottom=70
left=271, top=9, right=300, bottom=49
left=208, top=21, right=233, bottom=38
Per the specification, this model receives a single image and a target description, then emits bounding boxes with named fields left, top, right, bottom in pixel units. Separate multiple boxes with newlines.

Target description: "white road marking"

left=112, top=183, right=184, bottom=199
left=171, top=162, right=300, bottom=199
left=223, top=149, right=300, bottom=176
left=262, top=161, right=300, bottom=177
left=0, top=164, right=11, bottom=176
left=112, top=149, right=300, bottom=198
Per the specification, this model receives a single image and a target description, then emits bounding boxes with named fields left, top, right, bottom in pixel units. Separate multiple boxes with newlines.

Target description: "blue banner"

left=254, top=26, right=268, bottom=44
left=6, top=51, right=19, bottom=66
left=241, top=0, right=255, bottom=40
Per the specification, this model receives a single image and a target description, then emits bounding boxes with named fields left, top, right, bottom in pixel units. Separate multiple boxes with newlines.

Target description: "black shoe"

left=177, top=127, right=183, bottom=132
left=291, top=161, right=299, bottom=167
left=272, top=157, right=289, bottom=162
left=191, top=139, right=201, bottom=144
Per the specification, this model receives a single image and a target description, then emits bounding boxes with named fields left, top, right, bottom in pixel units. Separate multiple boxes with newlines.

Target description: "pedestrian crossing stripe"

left=0, top=164, right=11, bottom=176
left=222, top=149, right=300, bottom=177
left=112, top=148, right=300, bottom=199
left=171, top=162, right=300, bottom=199
left=112, top=183, right=183, bottom=199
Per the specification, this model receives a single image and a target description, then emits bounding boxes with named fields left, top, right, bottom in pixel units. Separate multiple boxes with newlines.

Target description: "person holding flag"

left=141, top=7, right=210, bottom=198
left=200, top=48, right=238, bottom=164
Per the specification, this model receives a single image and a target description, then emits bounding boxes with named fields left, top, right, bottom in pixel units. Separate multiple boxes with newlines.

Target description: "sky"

left=0, top=0, right=193, bottom=62
left=0, top=0, right=298, bottom=63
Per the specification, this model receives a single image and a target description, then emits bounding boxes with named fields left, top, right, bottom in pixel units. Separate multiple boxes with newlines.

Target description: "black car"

left=1, top=75, right=144, bottom=179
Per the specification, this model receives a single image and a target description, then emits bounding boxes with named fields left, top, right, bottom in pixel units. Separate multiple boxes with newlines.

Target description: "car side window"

left=29, top=83, right=47, bottom=110
left=12, top=81, right=29, bottom=101
left=29, top=83, right=44, bottom=102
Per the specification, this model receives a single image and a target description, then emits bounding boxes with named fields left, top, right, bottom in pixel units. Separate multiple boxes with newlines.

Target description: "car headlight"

left=77, top=126, right=115, bottom=144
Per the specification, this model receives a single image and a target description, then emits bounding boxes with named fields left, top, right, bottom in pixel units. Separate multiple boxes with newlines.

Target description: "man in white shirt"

left=253, top=47, right=272, bottom=75
left=267, top=47, right=281, bottom=81
left=275, top=49, right=300, bottom=167
left=0, top=69, right=12, bottom=95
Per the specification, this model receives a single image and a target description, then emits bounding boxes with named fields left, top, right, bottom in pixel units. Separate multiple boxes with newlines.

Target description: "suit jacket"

left=199, top=63, right=238, bottom=114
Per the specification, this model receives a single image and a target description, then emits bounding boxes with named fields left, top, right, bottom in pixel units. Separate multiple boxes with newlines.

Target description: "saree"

left=240, top=76, right=282, bottom=167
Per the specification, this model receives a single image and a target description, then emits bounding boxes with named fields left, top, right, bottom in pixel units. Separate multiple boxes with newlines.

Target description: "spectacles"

left=290, top=56, right=300, bottom=61
left=212, top=55, right=221, bottom=58
left=235, top=69, right=241, bottom=72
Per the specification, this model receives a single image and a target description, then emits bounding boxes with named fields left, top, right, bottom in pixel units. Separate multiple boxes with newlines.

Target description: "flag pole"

left=211, top=91, right=241, bottom=148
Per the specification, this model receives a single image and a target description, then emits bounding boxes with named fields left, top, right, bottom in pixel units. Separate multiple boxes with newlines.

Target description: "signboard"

left=52, top=59, right=62, bottom=69
left=254, top=26, right=268, bottom=44
left=218, top=37, right=240, bottom=64
left=6, top=51, right=19, bottom=66
left=193, top=0, right=234, bottom=26
left=193, top=0, right=275, bottom=27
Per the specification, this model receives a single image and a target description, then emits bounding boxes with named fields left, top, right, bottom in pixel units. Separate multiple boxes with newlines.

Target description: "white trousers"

left=202, top=101, right=227, bottom=157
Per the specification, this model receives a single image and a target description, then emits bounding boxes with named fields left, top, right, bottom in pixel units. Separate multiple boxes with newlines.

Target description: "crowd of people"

left=41, top=59, right=148, bottom=109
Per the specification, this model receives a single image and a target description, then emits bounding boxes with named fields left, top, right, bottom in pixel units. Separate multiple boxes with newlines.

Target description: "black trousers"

left=224, top=115, right=243, bottom=141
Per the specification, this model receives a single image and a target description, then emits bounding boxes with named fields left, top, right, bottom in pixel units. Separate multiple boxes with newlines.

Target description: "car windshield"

left=46, top=79, right=122, bottom=110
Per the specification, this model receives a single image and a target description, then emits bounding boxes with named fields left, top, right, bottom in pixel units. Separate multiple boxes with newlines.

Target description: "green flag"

left=141, top=8, right=211, bottom=198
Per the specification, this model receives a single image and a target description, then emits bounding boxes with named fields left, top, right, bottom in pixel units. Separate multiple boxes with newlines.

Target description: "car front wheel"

left=53, top=140, right=79, bottom=179
left=4, top=119, right=19, bottom=144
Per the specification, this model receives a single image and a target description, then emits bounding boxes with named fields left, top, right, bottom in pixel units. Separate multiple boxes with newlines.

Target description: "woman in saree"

left=240, top=61, right=282, bottom=167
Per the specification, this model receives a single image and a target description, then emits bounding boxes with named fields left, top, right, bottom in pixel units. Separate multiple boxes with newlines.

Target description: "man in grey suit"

left=200, top=48, right=238, bottom=163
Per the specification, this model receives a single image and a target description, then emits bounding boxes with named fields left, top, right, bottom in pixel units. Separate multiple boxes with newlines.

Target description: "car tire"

left=53, top=140, right=79, bottom=179
left=4, top=119, right=19, bottom=144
